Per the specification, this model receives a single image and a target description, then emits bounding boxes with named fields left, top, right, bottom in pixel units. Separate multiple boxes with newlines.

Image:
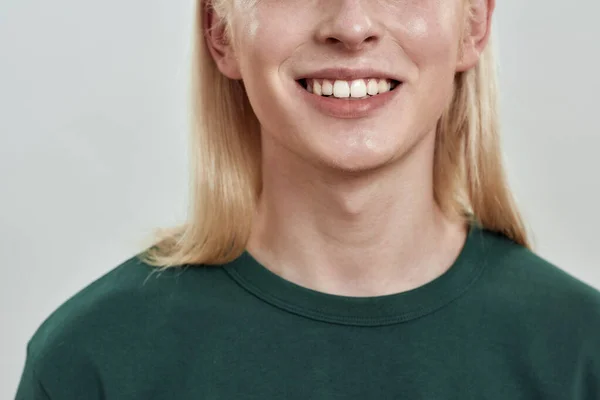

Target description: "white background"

left=1, top=0, right=598, bottom=397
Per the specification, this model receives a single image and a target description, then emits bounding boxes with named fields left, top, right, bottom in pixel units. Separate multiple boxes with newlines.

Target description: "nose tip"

left=316, top=1, right=382, bottom=52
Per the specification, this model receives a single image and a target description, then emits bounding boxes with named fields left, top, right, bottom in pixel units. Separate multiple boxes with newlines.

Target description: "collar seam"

left=224, top=262, right=486, bottom=326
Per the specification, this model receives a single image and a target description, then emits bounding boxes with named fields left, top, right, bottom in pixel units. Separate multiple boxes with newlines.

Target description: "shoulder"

left=21, top=252, right=232, bottom=392
left=477, top=228, right=600, bottom=302
left=475, top=228, right=600, bottom=333
left=28, top=252, right=233, bottom=350
left=464, top=229, right=600, bottom=397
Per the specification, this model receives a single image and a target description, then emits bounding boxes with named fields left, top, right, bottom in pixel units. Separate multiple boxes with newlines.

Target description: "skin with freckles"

left=207, top=0, right=492, bottom=296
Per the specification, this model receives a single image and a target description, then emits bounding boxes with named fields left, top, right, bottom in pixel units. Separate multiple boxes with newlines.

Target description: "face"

left=209, top=0, right=490, bottom=172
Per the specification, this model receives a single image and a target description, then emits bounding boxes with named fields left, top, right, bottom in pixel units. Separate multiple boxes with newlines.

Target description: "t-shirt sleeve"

left=15, top=337, right=107, bottom=400
left=579, top=329, right=600, bottom=399
left=15, top=346, right=51, bottom=400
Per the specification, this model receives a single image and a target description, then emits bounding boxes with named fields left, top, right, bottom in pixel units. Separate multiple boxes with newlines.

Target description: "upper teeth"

left=306, top=78, right=394, bottom=98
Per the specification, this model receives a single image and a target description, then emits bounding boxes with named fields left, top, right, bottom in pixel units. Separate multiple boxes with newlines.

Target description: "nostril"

left=323, top=34, right=379, bottom=51
left=325, top=37, right=342, bottom=46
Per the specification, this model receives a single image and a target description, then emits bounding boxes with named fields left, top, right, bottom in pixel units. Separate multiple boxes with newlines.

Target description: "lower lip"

left=295, top=81, right=400, bottom=119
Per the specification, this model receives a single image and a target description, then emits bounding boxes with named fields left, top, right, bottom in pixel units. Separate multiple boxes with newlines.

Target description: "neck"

left=246, top=131, right=468, bottom=297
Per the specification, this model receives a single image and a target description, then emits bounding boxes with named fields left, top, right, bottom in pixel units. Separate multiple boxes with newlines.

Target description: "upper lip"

left=296, top=67, right=403, bottom=82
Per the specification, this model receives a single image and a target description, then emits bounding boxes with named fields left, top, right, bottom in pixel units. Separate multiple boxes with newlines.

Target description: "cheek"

left=234, top=2, right=315, bottom=110
left=385, top=1, right=463, bottom=68
left=379, top=2, right=463, bottom=130
left=387, top=2, right=462, bottom=111
left=230, top=8, right=304, bottom=135
left=236, top=1, right=314, bottom=57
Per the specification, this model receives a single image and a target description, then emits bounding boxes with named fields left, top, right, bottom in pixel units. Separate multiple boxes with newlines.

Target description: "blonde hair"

left=140, top=0, right=531, bottom=268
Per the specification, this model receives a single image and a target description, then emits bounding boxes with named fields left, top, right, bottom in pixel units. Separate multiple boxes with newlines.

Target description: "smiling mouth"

left=297, top=78, right=401, bottom=100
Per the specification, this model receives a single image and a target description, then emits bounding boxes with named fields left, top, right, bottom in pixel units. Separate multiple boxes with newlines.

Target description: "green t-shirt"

left=15, top=225, right=600, bottom=399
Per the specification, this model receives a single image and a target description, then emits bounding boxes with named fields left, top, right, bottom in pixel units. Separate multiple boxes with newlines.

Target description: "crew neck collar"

left=223, top=223, right=488, bottom=326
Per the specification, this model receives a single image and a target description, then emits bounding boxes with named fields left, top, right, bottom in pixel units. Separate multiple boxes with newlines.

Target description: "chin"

left=317, top=146, right=399, bottom=174
left=299, top=122, right=412, bottom=172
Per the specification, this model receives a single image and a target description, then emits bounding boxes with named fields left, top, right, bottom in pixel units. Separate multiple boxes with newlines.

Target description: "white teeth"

left=322, top=79, right=333, bottom=96
left=367, top=79, right=379, bottom=96
left=350, top=79, right=367, bottom=98
left=313, top=80, right=322, bottom=96
left=333, top=80, right=350, bottom=98
left=303, top=78, right=397, bottom=98
left=378, top=80, right=390, bottom=93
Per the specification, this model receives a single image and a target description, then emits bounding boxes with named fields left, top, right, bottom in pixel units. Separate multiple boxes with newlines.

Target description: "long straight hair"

left=140, top=0, right=530, bottom=268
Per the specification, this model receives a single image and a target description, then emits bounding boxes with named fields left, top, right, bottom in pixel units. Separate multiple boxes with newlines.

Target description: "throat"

left=247, top=192, right=466, bottom=297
